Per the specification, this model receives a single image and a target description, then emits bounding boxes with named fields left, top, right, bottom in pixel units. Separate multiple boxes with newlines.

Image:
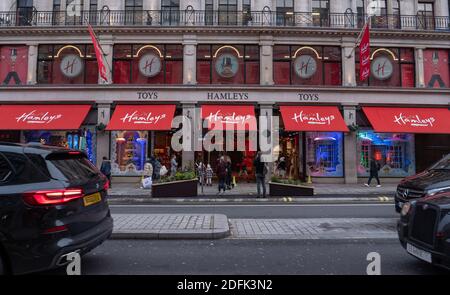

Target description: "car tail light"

left=104, top=179, right=110, bottom=191
left=436, top=232, right=445, bottom=239
left=43, top=225, right=68, bottom=234
left=23, top=189, right=84, bottom=206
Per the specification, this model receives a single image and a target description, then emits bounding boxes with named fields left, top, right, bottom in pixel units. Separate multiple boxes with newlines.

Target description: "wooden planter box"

left=269, top=182, right=314, bottom=197
left=152, top=179, right=198, bottom=198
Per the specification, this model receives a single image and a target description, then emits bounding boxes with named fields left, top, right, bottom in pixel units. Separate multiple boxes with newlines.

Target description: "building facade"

left=0, top=0, right=449, bottom=183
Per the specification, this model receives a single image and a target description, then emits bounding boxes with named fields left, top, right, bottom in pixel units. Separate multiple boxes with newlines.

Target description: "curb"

left=110, top=214, right=231, bottom=240
left=107, top=196, right=395, bottom=205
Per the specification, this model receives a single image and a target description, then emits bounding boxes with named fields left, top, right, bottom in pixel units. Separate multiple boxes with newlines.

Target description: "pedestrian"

left=196, top=161, right=206, bottom=185
left=141, top=160, right=153, bottom=189
left=365, top=157, right=381, bottom=187
left=100, top=156, right=112, bottom=188
left=170, top=155, right=178, bottom=176
left=216, top=156, right=227, bottom=194
left=153, top=157, right=162, bottom=181
left=253, top=151, right=267, bottom=198
left=277, top=156, right=286, bottom=178
left=206, top=164, right=213, bottom=186
left=225, top=158, right=232, bottom=190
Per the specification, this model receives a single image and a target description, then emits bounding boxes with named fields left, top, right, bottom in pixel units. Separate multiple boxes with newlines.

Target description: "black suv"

left=0, top=143, right=113, bottom=274
left=397, top=192, right=450, bottom=270
left=395, top=154, right=450, bottom=212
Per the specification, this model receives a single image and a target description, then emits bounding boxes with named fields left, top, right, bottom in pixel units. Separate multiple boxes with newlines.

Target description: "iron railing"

left=0, top=9, right=448, bottom=31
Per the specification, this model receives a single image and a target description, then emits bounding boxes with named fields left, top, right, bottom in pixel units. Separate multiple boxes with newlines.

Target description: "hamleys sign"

left=16, top=110, right=63, bottom=124
left=206, top=110, right=252, bottom=126
left=120, top=111, right=166, bottom=125
left=393, top=113, right=436, bottom=127
left=292, top=111, right=335, bottom=126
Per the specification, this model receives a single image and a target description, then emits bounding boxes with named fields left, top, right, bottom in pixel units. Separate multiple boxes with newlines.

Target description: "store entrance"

left=415, top=134, right=450, bottom=172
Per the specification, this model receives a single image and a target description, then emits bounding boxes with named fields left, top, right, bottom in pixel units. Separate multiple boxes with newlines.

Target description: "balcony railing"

left=0, top=9, right=448, bottom=31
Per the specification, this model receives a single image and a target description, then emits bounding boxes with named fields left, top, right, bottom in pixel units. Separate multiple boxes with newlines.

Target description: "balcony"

left=0, top=9, right=448, bottom=31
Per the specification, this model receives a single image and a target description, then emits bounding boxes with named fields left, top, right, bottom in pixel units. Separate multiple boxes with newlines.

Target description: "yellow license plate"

left=83, top=192, right=102, bottom=206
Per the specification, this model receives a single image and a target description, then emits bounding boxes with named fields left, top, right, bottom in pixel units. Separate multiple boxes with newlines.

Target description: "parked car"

left=395, top=154, right=450, bottom=213
left=397, top=192, right=450, bottom=270
left=0, top=143, right=113, bottom=274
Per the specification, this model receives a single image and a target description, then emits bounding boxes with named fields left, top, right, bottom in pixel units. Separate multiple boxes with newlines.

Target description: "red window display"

left=273, top=45, right=342, bottom=86
left=37, top=45, right=99, bottom=84
left=0, top=46, right=28, bottom=86
left=113, top=44, right=183, bottom=84
left=197, top=45, right=260, bottom=84
left=356, top=47, right=415, bottom=87
left=423, top=49, right=449, bottom=88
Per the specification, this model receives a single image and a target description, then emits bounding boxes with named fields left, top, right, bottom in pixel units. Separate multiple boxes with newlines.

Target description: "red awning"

left=0, top=105, right=91, bottom=130
left=279, top=106, right=349, bottom=132
left=201, top=105, right=257, bottom=131
left=106, top=105, right=176, bottom=131
left=363, top=107, right=450, bottom=134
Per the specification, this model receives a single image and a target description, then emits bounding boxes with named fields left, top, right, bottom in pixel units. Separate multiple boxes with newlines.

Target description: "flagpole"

left=345, top=15, right=371, bottom=59
left=85, top=15, right=113, bottom=83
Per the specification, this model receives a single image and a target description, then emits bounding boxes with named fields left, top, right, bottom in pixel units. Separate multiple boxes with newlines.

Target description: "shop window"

left=22, top=128, right=97, bottom=164
left=197, top=45, right=259, bottom=85
left=113, top=44, right=183, bottom=84
left=305, top=132, right=343, bottom=177
left=0, top=45, right=28, bottom=86
left=357, top=131, right=415, bottom=177
left=111, top=131, right=148, bottom=175
left=37, top=44, right=99, bottom=84
left=355, top=47, right=415, bottom=87
left=423, top=49, right=449, bottom=88
left=273, top=45, right=342, bottom=86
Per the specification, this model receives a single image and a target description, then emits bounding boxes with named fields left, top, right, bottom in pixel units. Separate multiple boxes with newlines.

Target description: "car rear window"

left=0, top=154, right=13, bottom=184
left=430, top=154, right=450, bottom=170
left=0, top=152, right=50, bottom=185
left=45, top=153, right=100, bottom=183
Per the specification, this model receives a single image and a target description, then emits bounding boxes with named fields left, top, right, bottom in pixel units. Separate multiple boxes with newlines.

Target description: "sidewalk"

left=108, top=182, right=398, bottom=196
left=110, top=214, right=397, bottom=240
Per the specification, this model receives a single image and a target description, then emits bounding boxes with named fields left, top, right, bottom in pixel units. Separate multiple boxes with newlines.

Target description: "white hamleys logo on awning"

left=292, top=111, right=335, bottom=125
left=393, top=113, right=436, bottom=127
left=120, top=111, right=166, bottom=125
left=16, top=110, right=63, bottom=124
left=206, top=110, right=252, bottom=125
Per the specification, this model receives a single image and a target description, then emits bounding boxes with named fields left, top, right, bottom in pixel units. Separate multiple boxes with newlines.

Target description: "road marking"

left=109, top=203, right=394, bottom=208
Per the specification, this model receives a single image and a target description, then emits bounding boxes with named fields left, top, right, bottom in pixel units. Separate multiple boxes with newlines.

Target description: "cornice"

left=0, top=26, right=449, bottom=41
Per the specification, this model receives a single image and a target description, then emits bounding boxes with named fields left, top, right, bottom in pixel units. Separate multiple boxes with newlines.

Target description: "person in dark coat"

left=100, top=156, right=112, bottom=188
left=216, top=156, right=227, bottom=194
left=253, top=152, right=267, bottom=198
left=365, top=157, right=381, bottom=187
left=225, top=159, right=232, bottom=190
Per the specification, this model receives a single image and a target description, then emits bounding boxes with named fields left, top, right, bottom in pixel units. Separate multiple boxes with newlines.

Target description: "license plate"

left=407, top=243, right=432, bottom=263
left=83, top=192, right=102, bottom=207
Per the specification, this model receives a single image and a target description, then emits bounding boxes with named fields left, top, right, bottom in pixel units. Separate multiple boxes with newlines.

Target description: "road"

left=109, top=203, right=397, bottom=218
left=42, top=239, right=446, bottom=275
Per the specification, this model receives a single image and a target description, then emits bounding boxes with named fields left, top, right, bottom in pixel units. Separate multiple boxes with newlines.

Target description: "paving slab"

left=111, top=214, right=230, bottom=239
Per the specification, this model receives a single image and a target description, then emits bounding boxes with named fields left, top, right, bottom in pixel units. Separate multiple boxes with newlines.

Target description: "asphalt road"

left=41, top=239, right=447, bottom=275
left=109, top=203, right=397, bottom=218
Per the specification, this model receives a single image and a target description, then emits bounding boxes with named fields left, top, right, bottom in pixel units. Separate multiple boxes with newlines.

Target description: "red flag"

left=88, top=24, right=108, bottom=83
left=359, top=23, right=370, bottom=81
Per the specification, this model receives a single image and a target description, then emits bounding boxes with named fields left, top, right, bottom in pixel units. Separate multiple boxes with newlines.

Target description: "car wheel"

left=0, top=253, right=5, bottom=275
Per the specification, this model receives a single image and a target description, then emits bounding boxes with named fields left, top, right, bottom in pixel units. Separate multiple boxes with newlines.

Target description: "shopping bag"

left=142, top=176, right=152, bottom=189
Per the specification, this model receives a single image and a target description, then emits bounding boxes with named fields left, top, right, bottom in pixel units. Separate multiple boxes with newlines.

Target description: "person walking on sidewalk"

left=365, top=157, right=381, bottom=187
left=100, top=156, right=112, bottom=188
left=170, top=155, right=178, bottom=176
left=216, top=157, right=227, bottom=194
left=253, top=152, right=267, bottom=198
left=206, top=164, right=213, bottom=186
left=225, top=158, right=233, bottom=190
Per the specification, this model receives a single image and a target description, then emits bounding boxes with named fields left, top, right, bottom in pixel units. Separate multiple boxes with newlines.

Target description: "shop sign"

left=294, top=55, right=317, bottom=79
left=16, top=110, right=63, bottom=125
left=137, top=91, right=159, bottom=100
left=298, top=93, right=320, bottom=101
left=292, top=111, right=335, bottom=126
left=215, top=54, right=239, bottom=78
left=60, top=54, right=83, bottom=78
left=205, top=110, right=252, bottom=126
left=393, top=113, right=436, bottom=127
left=138, top=53, right=162, bottom=78
left=119, top=111, right=166, bottom=125
left=207, top=92, right=249, bottom=101
left=371, top=56, right=393, bottom=80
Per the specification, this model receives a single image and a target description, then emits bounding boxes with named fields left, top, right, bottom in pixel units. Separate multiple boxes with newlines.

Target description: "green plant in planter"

left=159, top=171, right=197, bottom=183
